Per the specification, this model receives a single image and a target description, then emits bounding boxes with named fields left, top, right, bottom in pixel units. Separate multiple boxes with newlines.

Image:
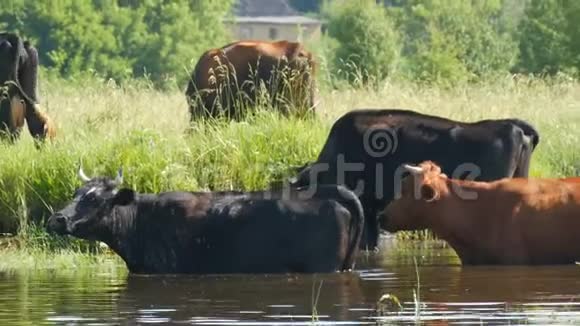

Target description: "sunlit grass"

left=0, top=248, right=125, bottom=275
left=0, top=224, right=126, bottom=273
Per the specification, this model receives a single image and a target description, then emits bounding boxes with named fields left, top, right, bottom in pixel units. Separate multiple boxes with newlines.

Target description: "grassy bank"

left=1, top=75, right=579, bottom=270
left=0, top=224, right=125, bottom=273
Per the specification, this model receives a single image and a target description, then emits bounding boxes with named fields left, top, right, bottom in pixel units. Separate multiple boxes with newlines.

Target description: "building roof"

left=235, top=0, right=299, bottom=17
left=231, top=0, right=321, bottom=25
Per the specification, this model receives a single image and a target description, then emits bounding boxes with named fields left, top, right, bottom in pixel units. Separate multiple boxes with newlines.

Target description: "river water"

left=1, top=237, right=580, bottom=325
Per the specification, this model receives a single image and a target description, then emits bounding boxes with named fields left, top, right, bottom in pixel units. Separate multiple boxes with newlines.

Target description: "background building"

left=227, top=0, right=322, bottom=42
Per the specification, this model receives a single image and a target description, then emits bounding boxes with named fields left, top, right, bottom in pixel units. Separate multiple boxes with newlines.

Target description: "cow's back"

left=313, top=109, right=524, bottom=182
left=200, top=196, right=351, bottom=273
left=186, top=40, right=315, bottom=119
left=519, top=180, right=580, bottom=264
left=453, top=178, right=580, bottom=264
left=144, top=188, right=359, bottom=273
left=194, top=40, right=306, bottom=88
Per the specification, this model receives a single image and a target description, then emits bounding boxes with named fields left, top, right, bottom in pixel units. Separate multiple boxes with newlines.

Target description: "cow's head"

left=379, top=161, right=448, bottom=232
left=0, top=37, right=14, bottom=72
left=0, top=33, right=20, bottom=84
left=46, top=167, right=136, bottom=241
left=0, top=34, right=20, bottom=139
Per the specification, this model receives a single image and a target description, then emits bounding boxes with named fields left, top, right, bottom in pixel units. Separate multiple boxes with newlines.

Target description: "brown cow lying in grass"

left=379, top=161, right=580, bottom=265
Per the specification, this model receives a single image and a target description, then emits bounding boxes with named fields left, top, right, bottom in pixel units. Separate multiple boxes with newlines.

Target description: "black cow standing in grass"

left=291, top=109, right=541, bottom=250
left=47, top=168, right=364, bottom=274
left=0, top=32, right=55, bottom=143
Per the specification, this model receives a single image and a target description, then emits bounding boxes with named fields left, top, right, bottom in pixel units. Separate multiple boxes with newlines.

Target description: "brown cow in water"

left=561, top=177, right=580, bottom=183
left=379, top=160, right=580, bottom=265
left=0, top=32, right=55, bottom=144
left=185, top=40, right=316, bottom=120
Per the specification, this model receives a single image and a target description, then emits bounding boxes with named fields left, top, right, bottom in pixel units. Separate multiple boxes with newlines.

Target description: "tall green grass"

left=0, top=223, right=125, bottom=273
left=1, top=74, right=579, bottom=268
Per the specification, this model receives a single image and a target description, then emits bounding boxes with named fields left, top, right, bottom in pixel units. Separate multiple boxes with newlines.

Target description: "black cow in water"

left=290, top=109, right=540, bottom=250
left=47, top=168, right=364, bottom=274
left=0, top=32, right=55, bottom=143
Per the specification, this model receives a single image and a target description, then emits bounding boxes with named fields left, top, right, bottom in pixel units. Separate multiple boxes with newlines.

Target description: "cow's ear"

left=421, top=184, right=438, bottom=202
left=112, top=188, right=135, bottom=206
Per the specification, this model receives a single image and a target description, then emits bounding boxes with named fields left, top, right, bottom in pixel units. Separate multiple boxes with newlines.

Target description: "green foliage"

left=499, top=0, right=528, bottom=32
left=566, top=6, right=580, bottom=73
left=0, top=0, right=233, bottom=85
left=391, top=0, right=518, bottom=84
left=4, top=0, right=580, bottom=86
left=321, top=0, right=520, bottom=85
left=516, top=0, right=580, bottom=75
left=304, top=34, right=340, bottom=89
left=324, top=0, right=401, bottom=85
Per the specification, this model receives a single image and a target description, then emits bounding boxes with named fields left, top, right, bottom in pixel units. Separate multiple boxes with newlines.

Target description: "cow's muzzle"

left=46, top=213, right=69, bottom=235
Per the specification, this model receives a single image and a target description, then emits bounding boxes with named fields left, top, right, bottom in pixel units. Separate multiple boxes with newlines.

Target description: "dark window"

left=269, top=27, right=278, bottom=40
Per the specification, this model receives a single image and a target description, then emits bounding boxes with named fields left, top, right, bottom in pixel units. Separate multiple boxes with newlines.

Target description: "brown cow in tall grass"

left=380, top=160, right=580, bottom=265
left=0, top=32, right=55, bottom=144
left=185, top=40, right=316, bottom=120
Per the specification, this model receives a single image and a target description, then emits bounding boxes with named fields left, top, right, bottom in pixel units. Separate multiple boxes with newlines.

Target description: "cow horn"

left=403, top=164, right=424, bottom=175
left=78, top=166, right=91, bottom=182
left=115, top=168, right=123, bottom=185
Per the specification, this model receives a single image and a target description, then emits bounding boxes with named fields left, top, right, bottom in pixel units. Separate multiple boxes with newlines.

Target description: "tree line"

left=1, top=0, right=233, bottom=86
left=323, top=0, right=580, bottom=85
left=1, top=0, right=578, bottom=87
